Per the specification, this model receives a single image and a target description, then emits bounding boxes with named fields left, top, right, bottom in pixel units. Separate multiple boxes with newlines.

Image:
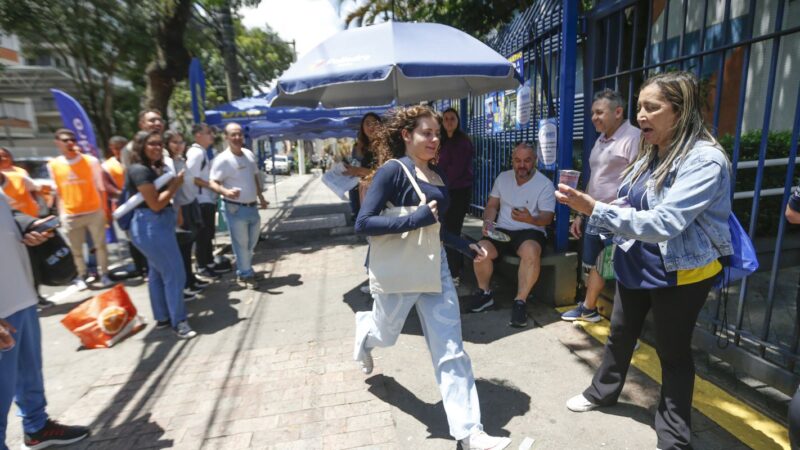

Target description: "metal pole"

left=556, top=0, right=578, bottom=252
left=269, top=138, right=278, bottom=203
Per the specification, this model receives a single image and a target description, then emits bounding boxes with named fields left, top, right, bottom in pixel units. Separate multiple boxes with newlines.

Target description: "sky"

left=240, top=0, right=353, bottom=60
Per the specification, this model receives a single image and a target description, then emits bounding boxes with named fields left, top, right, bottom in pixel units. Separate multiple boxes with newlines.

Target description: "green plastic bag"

left=598, top=244, right=616, bottom=280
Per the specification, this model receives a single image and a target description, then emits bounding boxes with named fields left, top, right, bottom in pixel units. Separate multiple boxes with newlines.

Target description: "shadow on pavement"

left=340, top=284, right=541, bottom=345
left=365, top=375, right=529, bottom=440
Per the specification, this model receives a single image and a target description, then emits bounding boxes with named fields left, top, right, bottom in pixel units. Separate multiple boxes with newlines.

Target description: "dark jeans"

left=129, top=239, right=148, bottom=274
left=348, top=186, right=361, bottom=218
left=583, top=277, right=716, bottom=450
left=195, top=202, right=217, bottom=269
left=443, top=186, right=471, bottom=279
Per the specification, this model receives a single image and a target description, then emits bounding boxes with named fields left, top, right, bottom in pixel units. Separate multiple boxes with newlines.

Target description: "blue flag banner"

left=50, top=89, right=99, bottom=158
left=189, top=58, right=206, bottom=124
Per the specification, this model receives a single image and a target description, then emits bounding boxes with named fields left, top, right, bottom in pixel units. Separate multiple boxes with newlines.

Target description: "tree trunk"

left=145, top=0, right=194, bottom=118
left=216, top=0, right=243, bottom=101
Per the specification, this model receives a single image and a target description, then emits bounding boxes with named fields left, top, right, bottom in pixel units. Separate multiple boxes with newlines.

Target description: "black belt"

left=223, top=199, right=257, bottom=207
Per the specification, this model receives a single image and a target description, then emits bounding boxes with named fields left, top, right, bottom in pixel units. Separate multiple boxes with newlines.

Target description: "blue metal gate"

left=462, top=0, right=580, bottom=252
left=586, top=0, right=800, bottom=394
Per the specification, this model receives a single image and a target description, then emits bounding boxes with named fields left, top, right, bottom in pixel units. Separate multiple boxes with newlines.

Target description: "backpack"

left=27, top=231, right=77, bottom=286
left=116, top=184, right=135, bottom=231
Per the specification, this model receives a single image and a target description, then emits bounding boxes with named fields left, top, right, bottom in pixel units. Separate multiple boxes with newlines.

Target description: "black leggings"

left=583, top=276, right=717, bottom=450
left=789, top=389, right=800, bottom=449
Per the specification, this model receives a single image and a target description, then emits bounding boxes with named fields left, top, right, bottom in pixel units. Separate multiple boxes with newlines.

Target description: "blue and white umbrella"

left=247, top=116, right=362, bottom=140
left=270, top=21, right=521, bottom=108
left=204, top=92, right=389, bottom=128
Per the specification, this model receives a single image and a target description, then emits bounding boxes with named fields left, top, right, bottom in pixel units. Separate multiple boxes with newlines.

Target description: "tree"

left=196, top=0, right=264, bottom=102
left=340, top=0, right=532, bottom=40
left=144, top=0, right=195, bottom=116
left=0, top=0, right=151, bottom=148
left=168, top=19, right=294, bottom=130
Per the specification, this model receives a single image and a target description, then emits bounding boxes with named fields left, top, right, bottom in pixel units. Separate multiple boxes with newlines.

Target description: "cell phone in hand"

left=32, top=216, right=60, bottom=233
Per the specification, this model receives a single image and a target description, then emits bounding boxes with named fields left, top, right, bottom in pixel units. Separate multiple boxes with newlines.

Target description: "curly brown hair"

left=372, top=105, right=442, bottom=171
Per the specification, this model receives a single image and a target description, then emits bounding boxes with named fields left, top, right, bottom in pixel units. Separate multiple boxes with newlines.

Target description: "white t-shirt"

left=210, top=147, right=260, bottom=204
left=186, top=143, right=217, bottom=204
left=0, top=194, right=37, bottom=319
left=171, top=157, right=198, bottom=206
left=489, top=169, right=556, bottom=234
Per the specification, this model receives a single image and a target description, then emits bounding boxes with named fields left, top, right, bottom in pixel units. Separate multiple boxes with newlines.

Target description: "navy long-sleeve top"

left=354, top=156, right=474, bottom=258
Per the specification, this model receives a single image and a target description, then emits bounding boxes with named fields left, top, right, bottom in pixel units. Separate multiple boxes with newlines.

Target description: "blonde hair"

left=627, top=71, right=726, bottom=191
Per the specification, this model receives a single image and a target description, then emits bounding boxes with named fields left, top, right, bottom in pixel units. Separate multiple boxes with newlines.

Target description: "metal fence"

left=584, top=0, right=800, bottom=394
left=458, top=0, right=800, bottom=395
left=461, top=0, right=581, bottom=252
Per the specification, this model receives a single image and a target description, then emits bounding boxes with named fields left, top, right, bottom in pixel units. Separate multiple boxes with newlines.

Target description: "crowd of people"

left=0, top=70, right=761, bottom=449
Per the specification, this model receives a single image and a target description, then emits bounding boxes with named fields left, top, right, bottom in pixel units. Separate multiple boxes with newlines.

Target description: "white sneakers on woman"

left=359, top=348, right=374, bottom=374
left=566, top=394, right=599, bottom=412
left=458, top=431, right=511, bottom=450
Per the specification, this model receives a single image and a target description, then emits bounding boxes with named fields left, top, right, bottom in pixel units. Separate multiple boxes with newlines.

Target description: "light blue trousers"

left=223, top=203, right=261, bottom=277
left=354, top=249, right=482, bottom=440
left=131, top=208, right=187, bottom=328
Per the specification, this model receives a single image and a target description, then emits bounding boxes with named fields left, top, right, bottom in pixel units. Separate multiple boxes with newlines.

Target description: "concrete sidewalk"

left=6, top=173, right=756, bottom=449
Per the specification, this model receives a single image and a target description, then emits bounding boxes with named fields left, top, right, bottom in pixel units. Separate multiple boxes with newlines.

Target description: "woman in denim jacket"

left=556, top=71, right=732, bottom=450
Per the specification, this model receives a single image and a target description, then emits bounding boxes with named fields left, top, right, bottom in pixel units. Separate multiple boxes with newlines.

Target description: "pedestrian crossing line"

left=555, top=306, right=790, bottom=450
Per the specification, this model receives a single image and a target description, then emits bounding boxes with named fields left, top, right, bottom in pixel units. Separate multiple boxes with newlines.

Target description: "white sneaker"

left=458, top=430, right=511, bottom=450
left=566, top=394, right=598, bottom=412
left=360, top=348, right=374, bottom=374
left=174, top=321, right=197, bottom=339
left=100, top=275, right=113, bottom=288
left=359, top=285, right=371, bottom=294
left=72, top=278, right=88, bottom=291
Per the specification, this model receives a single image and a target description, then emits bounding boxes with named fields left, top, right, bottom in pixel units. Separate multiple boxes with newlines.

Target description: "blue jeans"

left=1, top=306, right=48, bottom=447
left=223, top=203, right=261, bottom=277
left=130, top=208, right=187, bottom=328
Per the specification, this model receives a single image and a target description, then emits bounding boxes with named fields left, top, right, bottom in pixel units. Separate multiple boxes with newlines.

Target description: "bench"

left=460, top=216, right=578, bottom=306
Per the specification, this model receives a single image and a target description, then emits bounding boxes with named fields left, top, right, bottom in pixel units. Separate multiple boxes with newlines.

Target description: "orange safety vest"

left=48, top=155, right=102, bottom=216
left=1, top=167, right=39, bottom=217
left=103, top=157, right=125, bottom=190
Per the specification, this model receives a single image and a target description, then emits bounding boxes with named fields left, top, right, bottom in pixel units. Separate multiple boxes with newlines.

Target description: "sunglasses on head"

left=59, top=137, right=77, bottom=143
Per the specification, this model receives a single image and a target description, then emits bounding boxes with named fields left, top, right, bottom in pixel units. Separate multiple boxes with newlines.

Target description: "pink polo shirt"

left=586, top=120, right=641, bottom=202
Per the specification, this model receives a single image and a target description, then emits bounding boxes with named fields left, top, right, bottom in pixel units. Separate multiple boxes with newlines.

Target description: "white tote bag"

left=368, top=160, right=442, bottom=294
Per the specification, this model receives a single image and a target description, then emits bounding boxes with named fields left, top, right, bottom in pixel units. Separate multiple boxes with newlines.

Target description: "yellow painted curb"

left=555, top=306, right=790, bottom=449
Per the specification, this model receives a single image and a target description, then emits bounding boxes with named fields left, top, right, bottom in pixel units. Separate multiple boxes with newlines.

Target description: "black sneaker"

left=155, top=320, right=171, bottom=329
left=197, top=268, right=222, bottom=280
left=23, top=419, right=89, bottom=449
left=468, top=290, right=495, bottom=313
left=37, top=296, right=55, bottom=310
left=209, top=263, right=232, bottom=274
left=193, top=279, right=211, bottom=289
left=510, top=299, right=528, bottom=327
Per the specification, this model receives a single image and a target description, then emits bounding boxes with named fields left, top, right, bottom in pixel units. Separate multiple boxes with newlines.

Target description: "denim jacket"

left=587, top=141, right=733, bottom=272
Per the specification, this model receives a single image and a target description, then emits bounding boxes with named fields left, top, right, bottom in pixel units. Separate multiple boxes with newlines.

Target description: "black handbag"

left=27, top=231, right=78, bottom=286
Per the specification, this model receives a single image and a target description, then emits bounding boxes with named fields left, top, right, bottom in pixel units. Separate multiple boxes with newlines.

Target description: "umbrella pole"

left=269, top=138, right=278, bottom=204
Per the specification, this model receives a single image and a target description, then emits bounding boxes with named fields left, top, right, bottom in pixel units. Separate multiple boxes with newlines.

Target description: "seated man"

left=471, top=142, right=555, bottom=327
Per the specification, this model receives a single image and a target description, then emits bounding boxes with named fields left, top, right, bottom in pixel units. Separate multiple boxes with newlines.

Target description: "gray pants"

left=354, top=250, right=482, bottom=440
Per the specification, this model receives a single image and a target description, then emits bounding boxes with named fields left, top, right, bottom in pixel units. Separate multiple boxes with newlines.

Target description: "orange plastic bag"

left=61, top=284, right=145, bottom=349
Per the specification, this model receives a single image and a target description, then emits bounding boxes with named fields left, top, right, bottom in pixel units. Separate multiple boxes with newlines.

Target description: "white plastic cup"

left=559, top=170, right=581, bottom=189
